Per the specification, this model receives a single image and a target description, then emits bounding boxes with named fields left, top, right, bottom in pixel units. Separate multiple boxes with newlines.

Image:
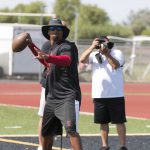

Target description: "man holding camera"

left=79, top=36, right=128, bottom=150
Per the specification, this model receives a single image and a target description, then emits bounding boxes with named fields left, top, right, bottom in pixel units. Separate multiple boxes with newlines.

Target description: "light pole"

left=74, top=7, right=79, bottom=45
left=40, top=5, right=45, bottom=25
left=66, top=3, right=79, bottom=44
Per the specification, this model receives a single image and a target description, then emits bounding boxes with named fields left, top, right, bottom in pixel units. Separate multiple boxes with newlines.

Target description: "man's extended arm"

left=79, top=38, right=99, bottom=63
left=26, top=40, right=49, bottom=67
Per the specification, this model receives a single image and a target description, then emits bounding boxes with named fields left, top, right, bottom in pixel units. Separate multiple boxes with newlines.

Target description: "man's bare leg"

left=69, top=132, right=83, bottom=150
left=116, top=123, right=126, bottom=147
left=42, top=136, right=53, bottom=150
left=100, top=123, right=109, bottom=147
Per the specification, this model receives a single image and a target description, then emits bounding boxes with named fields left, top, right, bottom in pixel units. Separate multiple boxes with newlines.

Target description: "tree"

left=54, top=0, right=111, bottom=39
left=76, top=23, right=133, bottom=39
left=79, top=4, right=110, bottom=25
left=0, top=7, right=17, bottom=23
left=54, top=0, right=133, bottom=39
left=14, top=2, right=46, bottom=24
left=127, top=9, right=150, bottom=35
left=75, top=4, right=110, bottom=39
left=54, top=0, right=80, bottom=26
left=142, top=28, right=150, bottom=36
left=0, top=1, right=48, bottom=24
left=0, top=0, right=133, bottom=38
left=76, top=4, right=133, bottom=39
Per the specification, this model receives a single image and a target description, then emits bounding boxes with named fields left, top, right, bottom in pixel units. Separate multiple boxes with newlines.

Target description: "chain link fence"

left=77, top=37, right=150, bottom=83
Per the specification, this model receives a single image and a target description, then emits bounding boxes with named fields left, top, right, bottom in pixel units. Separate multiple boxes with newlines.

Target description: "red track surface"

left=0, top=81, right=150, bottom=119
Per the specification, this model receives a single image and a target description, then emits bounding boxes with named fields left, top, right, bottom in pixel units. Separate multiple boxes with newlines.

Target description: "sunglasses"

left=49, top=26, right=63, bottom=31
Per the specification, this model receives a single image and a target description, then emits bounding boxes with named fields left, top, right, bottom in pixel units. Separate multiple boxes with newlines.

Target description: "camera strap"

left=95, top=52, right=102, bottom=64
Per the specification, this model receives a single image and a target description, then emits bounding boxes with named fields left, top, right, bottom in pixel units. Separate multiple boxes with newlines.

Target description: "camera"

left=95, top=38, right=114, bottom=49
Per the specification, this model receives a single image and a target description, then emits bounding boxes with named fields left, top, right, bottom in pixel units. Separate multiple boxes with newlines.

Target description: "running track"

left=0, top=80, right=150, bottom=119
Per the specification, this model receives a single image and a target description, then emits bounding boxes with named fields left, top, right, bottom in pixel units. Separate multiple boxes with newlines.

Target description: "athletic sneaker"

left=37, top=146, right=42, bottom=150
left=100, top=146, right=110, bottom=150
left=119, top=146, right=128, bottom=150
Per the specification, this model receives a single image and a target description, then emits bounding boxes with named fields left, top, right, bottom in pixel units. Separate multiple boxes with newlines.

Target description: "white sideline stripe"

left=0, top=104, right=150, bottom=120
left=0, top=104, right=38, bottom=109
left=1, top=133, right=150, bottom=138
left=80, top=112, right=150, bottom=120
left=80, top=112, right=93, bottom=115
left=126, top=116, right=149, bottom=120
left=81, top=133, right=150, bottom=136
left=110, top=125, right=116, bottom=128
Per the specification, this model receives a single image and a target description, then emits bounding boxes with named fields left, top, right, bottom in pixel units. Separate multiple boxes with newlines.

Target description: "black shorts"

left=42, top=100, right=77, bottom=137
left=93, top=97, right=127, bottom=124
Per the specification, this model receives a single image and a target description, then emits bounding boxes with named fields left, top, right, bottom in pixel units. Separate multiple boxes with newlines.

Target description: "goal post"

left=0, top=12, right=56, bottom=25
left=109, top=36, right=150, bottom=82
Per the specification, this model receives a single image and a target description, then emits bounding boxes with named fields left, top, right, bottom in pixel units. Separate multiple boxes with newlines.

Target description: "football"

left=12, top=32, right=31, bottom=52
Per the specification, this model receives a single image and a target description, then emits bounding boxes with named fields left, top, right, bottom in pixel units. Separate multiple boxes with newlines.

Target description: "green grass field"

left=0, top=105, right=150, bottom=135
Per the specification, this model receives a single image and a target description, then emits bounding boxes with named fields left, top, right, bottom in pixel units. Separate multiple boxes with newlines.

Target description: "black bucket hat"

left=42, top=18, right=70, bottom=40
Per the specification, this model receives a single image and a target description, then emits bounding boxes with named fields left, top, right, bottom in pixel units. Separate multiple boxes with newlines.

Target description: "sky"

left=0, top=0, right=150, bottom=23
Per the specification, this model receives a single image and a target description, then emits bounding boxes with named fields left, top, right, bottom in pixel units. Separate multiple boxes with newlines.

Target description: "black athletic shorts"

left=93, top=97, right=127, bottom=124
left=42, top=100, right=77, bottom=137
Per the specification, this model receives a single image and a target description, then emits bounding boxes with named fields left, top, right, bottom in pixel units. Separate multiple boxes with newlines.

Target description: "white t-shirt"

left=89, top=49, right=125, bottom=98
